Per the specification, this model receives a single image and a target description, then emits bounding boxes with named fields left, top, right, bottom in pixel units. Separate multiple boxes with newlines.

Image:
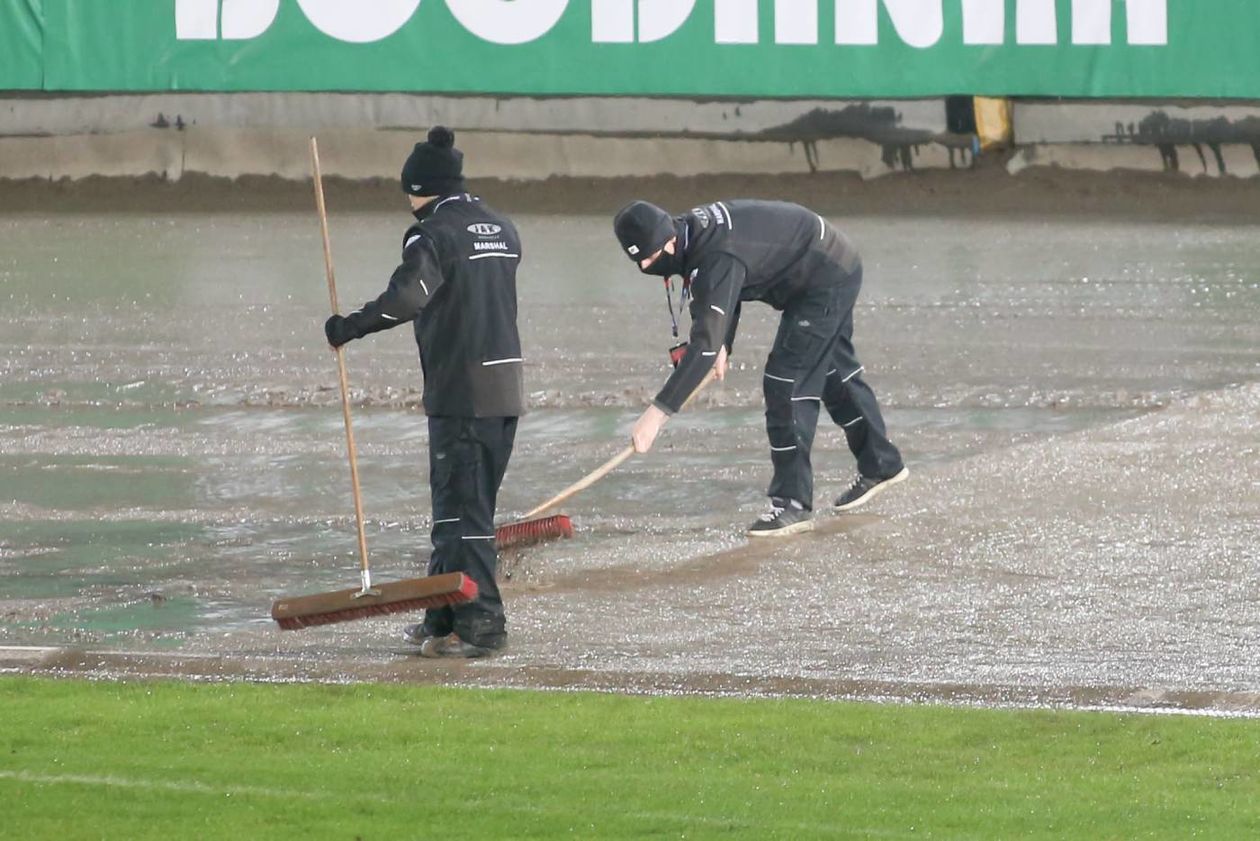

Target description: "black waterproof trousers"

left=422, top=415, right=517, bottom=648
left=762, top=264, right=903, bottom=509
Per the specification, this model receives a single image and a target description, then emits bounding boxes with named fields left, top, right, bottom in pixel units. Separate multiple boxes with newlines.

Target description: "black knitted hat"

left=613, top=200, right=675, bottom=262
left=401, top=126, right=465, bottom=197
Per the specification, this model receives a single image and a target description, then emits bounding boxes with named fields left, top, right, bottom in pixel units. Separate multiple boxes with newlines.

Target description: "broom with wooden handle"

left=494, top=368, right=718, bottom=545
left=271, top=137, right=478, bottom=630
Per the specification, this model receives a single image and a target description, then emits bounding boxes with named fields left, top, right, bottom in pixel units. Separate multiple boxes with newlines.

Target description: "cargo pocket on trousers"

left=448, top=429, right=482, bottom=513
left=430, top=448, right=458, bottom=523
left=777, top=323, right=824, bottom=371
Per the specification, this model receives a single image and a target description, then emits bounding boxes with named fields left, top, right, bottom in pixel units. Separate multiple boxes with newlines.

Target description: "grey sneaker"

left=833, top=466, right=909, bottom=512
left=747, top=500, right=814, bottom=538
left=418, top=634, right=499, bottom=659
left=402, top=623, right=448, bottom=646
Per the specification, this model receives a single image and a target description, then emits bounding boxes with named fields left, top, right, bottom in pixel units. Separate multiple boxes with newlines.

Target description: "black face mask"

left=410, top=187, right=467, bottom=222
left=637, top=220, right=687, bottom=277
left=639, top=249, right=684, bottom=278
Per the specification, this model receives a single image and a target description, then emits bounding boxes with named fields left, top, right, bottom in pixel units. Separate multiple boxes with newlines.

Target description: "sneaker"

left=833, top=466, right=909, bottom=512
left=402, top=623, right=448, bottom=646
left=418, top=634, right=499, bottom=659
left=747, top=499, right=814, bottom=538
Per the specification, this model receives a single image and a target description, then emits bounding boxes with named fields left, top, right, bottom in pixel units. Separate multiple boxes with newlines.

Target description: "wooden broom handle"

left=519, top=368, right=718, bottom=520
left=519, top=445, right=635, bottom=521
left=311, top=137, right=371, bottom=577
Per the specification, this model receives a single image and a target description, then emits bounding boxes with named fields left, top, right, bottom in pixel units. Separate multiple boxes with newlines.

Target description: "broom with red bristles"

left=492, top=369, right=717, bottom=549
left=271, top=137, right=479, bottom=631
left=494, top=513, right=574, bottom=550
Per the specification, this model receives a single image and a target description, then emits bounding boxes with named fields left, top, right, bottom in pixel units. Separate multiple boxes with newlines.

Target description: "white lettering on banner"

left=715, top=0, right=758, bottom=44
left=1072, top=0, right=1109, bottom=45
left=961, top=0, right=1002, bottom=44
left=639, top=0, right=696, bottom=41
left=297, top=0, right=422, bottom=43
left=836, top=1, right=943, bottom=48
left=1017, top=0, right=1057, bottom=44
left=223, top=0, right=280, bottom=39
left=175, top=0, right=217, bottom=39
left=1125, top=0, right=1168, bottom=45
left=174, top=0, right=1169, bottom=47
left=591, top=0, right=632, bottom=41
left=446, top=0, right=569, bottom=45
left=785, top=0, right=1167, bottom=48
left=175, top=0, right=279, bottom=40
left=776, top=0, right=820, bottom=45
left=963, top=0, right=1169, bottom=46
left=592, top=0, right=696, bottom=43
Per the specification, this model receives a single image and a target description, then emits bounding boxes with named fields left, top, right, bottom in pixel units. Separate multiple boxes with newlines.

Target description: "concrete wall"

left=1, top=92, right=952, bottom=139
left=1010, top=100, right=1260, bottom=179
left=0, top=92, right=970, bottom=182
left=2, top=92, right=1259, bottom=182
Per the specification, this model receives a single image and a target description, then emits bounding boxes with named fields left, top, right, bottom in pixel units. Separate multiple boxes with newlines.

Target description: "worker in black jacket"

left=325, top=127, right=524, bottom=657
left=614, top=199, right=907, bottom=537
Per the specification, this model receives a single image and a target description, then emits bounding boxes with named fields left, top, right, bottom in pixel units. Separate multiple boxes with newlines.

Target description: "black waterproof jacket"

left=338, top=193, right=526, bottom=417
left=654, top=200, right=861, bottom=414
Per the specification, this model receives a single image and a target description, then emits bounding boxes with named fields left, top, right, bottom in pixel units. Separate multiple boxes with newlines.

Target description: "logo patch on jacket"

left=467, top=223, right=503, bottom=237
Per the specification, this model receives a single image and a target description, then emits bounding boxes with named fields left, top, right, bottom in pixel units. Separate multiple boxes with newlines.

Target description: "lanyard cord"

left=663, top=274, right=692, bottom=339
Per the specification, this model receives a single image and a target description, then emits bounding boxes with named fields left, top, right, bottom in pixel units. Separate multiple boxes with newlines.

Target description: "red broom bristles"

left=272, top=573, right=479, bottom=631
left=275, top=519, right=572, bottom=631
left=495, top=514, right=574, bottom=550
left=274, top=590, right=476, bottom=630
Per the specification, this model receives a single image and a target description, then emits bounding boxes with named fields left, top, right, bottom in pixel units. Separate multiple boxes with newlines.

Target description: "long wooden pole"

left=519, top=445, right=635, bottom=521
left=518, top=368, right=718, bottom=520
left=310, top=137, right=373, bottom=594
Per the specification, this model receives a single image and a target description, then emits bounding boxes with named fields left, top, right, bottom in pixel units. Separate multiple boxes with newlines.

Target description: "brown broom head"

left=495, top=514, right=574, bottom=550
left=271, top=572, right=478, bottom=631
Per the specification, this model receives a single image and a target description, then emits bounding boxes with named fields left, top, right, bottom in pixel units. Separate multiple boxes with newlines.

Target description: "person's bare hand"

left=715, top=345, right=729, bottom=381
left=631, top=404, right=669, bottom=453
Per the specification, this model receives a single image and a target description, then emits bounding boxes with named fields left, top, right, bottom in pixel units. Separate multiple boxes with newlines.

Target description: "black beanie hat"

left=613, top=200, right=675, bottom=262
left=401, top=126, right=465, bottom=197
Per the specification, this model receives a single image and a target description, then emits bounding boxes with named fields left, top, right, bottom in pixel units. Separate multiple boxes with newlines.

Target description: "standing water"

left=3, top=209, right=1258, bottom=707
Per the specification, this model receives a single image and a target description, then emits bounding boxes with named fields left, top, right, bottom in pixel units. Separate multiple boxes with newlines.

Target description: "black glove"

left=324, top=314, right=359, bottom=348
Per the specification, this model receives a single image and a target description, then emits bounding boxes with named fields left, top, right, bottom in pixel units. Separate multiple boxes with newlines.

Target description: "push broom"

left=494, top=513, right=574, bottom=550
left=271, top=138, right=478, bottom=630
left=495, top=369, right=718, bottom=542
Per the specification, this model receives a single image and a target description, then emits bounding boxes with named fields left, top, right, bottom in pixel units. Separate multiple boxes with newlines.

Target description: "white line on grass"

left=0, top=646, right=61, bottom=657
left=0, top=770, right=327, bottom=801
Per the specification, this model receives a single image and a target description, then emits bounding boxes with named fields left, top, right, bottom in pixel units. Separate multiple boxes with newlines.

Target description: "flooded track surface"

left=2, top=207, right=1259, bottom=713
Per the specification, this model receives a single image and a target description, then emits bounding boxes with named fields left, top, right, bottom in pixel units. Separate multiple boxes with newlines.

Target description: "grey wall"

left=2, top=92, right=1258, bottom=181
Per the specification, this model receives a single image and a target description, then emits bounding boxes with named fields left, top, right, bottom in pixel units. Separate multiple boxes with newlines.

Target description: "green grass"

left=1, top=678, right=1256, bottom=839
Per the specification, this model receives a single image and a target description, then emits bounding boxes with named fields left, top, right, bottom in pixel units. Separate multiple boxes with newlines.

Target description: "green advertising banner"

left=4, top=1, right=1260, bottom=98
left=0, top=0, right=44, bottom=89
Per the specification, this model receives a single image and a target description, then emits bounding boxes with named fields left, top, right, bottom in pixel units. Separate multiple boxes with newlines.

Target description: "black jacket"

left=338, top=193, right=525, bottom=417
left=655, top=200, right=860, bottom=414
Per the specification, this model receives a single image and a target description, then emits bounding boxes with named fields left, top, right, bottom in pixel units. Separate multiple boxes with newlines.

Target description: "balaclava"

left=613, top=200, right=685, bottom=277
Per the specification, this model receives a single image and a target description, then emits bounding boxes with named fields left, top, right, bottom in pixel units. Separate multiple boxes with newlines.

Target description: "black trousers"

left=762, top=264, right=903, bottom=509
left=423, top=415, right=517, bottom=648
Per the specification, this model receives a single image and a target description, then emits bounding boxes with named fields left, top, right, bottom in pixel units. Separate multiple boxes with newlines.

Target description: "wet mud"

left=2, top=188, right=1259, bottom=714
left=4, top=159, right=1260, bottom=220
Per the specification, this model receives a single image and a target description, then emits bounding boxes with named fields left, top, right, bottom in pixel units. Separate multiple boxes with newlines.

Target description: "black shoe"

left=418, top=634, right=500, bottom=659
left=747, top=500, right=814, bottom=538
left=402, top=623, right=448, bottom=646
left=833, top=466, right=909, bottom=512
